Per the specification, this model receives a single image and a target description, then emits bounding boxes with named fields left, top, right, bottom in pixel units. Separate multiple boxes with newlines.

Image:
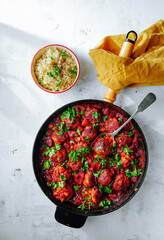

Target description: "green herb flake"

left=99, top=200, right=111, bottom=208
left=46, top=182, right=51, bottom=187
left=122, top=145, right=133, bottom=155
left=93, top=170, right=103, bottom=178
left=56, top=78, right=61, bottom=87
left=56, top=131, right=63, bottom=135
left=50, top=56, right=53, bottom=59
left=58, top=181, right=65, bottom=188
left=55, top=143, right=61, bottom=150
left=92, top=123, right=99, bottom=129
left=52, top=182, right=58, bottom=189
left=44, top=159, right=51, bottom=169
left=118, top=118, right=123, bottom=123
left=71, top=66, right=78, bottom=79
left=84, top=136, right=90, bottom=142
left=60, top=175, right=67, bottom=180
left=128, top=132, right=134, bottom=137
left=93, top=112, right=100, bottom=119
left=114, top=153, right=120, bottom=161
left=130, top=126, right=134, bottom=130
left=117, top=160, right=123, bottom=169
left=54, top=64, right=60, bottom=76
left=60, top=52, right=68, bottom=57
left=73, top=186, right=80, bottom=191
left=77, top=129, right=81, bottom=136
left=47, top=72, right=55, bottom=78
left=103, top=116, right=108, bottom=122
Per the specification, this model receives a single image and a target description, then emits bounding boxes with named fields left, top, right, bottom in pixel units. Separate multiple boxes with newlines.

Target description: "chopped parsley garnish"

left=61, top=107, right=76, bottom=123
left=57, top=122, right=70, bottom=132
left=55, top=143, right=61, bottom=150
left=128, top=132, right=134, bottom=136
left=43, top=146, right=56, bottom=158
left=71, top=66, right=78, bottom=79
left=60, top=175, right=67, bottom=180
left=92, top=123, right=99, bottom=129
left=130, top=126, right=134, bottom=130
left=61, top=160, right=68, bottom=166
left=117, top=160, right=123, bottom=169
left=118, top=118, right=123, bottom=123
left=93, top=112, right=100, bottom=119
left=122, top=145, right=133, bottom=155
left=114, top=153, right=120, bottom=161
left=56, top=78, right=61, bottom=87
left=77, top=129, right=81, bottom=136
left=103, top=116, right=108, bottom=122
left=70, top=140, right=75, bottom=144
left=112, top=142, right=118, bottom=148
left=101, top=133, right=106, bottom=138
left=54, top=64, right=60, bottom=76
left=39, top=80, right=42, bottom=85
left=125, top=168, right=142, bottom=178
left=44, top=159, right=51, bottom=169
left=56, top=131, right=63, bottom=135
left=58, top=181, right=65, bottom=188
left=47, top=72, right=55, bottom=78
left=50, top=56, right=53, bottom=59
left=52, top=182, right=58, bottom=189
left=68, top=147, right=90, bottom=162
left=60, top=52, right=68, bottom=57
left=94, top=160, right=99, bottom=164
left=100, top=159, right=107, bottom=168
left=84, top=136, right=90, bottom=142
left=73, top=186, right=80, bottom=191
left=46, top=182, right=51, bottom=187
left=99, top=200, right=111, bottom=208
left=103, top=181, right=114, bottom=193
left=92, top=170, right=103, bottom=178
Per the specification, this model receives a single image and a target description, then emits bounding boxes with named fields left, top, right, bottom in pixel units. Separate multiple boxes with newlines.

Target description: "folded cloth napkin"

left=89, top=20, right=164, bottom=94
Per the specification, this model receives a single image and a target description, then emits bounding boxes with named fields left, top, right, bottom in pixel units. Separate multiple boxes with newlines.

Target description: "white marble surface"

left=0, top=0, right=164, bottom=239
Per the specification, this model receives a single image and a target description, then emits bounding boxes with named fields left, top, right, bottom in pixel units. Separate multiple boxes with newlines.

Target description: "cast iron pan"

left=33, top=99, right=148, bottom=228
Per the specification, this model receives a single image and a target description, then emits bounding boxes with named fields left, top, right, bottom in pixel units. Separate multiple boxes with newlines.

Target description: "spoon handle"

left=111, top=92, right=156, bottom=137
left=136, top=92, right=156, bottom=113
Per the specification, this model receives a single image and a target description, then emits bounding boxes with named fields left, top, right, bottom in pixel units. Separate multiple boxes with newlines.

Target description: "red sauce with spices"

left=39, top=103, right=145, bottom=210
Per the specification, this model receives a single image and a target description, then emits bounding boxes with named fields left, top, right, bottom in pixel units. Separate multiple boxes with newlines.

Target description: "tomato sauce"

left=39, top=103, right=145, bottom=210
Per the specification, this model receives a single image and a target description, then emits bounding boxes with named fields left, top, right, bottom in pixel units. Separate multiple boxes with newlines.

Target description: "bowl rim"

left=31, top=44, right=80, bottom=94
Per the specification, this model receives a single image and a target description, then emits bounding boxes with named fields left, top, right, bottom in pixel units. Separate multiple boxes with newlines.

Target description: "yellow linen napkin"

left=89, top=20, right=164, bottom=94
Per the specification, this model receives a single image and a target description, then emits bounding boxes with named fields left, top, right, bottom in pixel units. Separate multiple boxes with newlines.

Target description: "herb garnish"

left=99, top=200, right=111, bottom=208
left=56, top=78, right=61, bottom=87
left=93, top=112, right=100, bottom=119
left=122, top=145, right=133, bottom=155
left=54, top=64, right=60, bottom=76
left=103, top=116, right=108, bottom=122
left=71, top=66, right=78, bottom=79
left=60, top=52, right=68, bottom=57
left=44, top=159, right=51, bottom=169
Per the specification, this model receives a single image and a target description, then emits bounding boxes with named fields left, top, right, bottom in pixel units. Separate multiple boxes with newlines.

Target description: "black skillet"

left=32, top=99, right=148, bottom=228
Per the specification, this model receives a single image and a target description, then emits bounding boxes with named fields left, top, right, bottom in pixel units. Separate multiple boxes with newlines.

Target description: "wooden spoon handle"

left=104, top=31, right=137, bottom=103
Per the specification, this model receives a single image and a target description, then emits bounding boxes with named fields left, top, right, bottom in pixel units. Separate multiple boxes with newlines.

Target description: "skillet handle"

left=55, top=207, right=87, bottom=228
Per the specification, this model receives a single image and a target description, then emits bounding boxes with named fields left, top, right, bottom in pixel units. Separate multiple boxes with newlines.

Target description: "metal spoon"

left=92, top=93, right=156, bottom=145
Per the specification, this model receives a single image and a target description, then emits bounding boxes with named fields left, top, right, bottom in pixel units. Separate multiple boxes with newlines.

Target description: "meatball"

left=117, top=133, right=132, bottom=147
left=98, top=169, right=112, bottom=186
left=67, top=159, right=83, bottom=171
left=52, top=131, right=68, bottom=144
left=82, top=126, right=97, bottom=141
left=53, top=183, right=73, bottom=202
left=120, top=152, right=132, bottom=168
left=90, top=186, right=102, bottom=204
left=74, top=170, right=85, bottom=185
left=93, top=136, right=113, bottom=156
left=113, top=174, right=130, bottom=192
left=105, top=117, right=121, bottom=133
left=84, top=108, right=101, bottom=124
left=52, top=148, right=67, bottom=163
left=53, top=165, right=71, bottom=182
left=83, top=171, right=95, bottom=188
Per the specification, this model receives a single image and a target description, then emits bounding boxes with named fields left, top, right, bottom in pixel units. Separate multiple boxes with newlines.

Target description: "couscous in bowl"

left=31, top=44, right=80, bottom=93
